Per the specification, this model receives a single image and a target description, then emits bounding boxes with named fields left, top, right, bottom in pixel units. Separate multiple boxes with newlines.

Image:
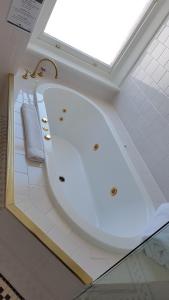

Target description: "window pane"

left=45, top=0, right=152, bottom=65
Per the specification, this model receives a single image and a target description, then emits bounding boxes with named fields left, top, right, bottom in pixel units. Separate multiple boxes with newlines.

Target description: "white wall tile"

left=147, top=39, right=158, bottom=54
left=15, top=172, right=29, bottom=197
left=156, top=24, right=165, bottom=37
left=133, top=68, right=146, bottom=81
left=158, top=26, right=169, bottom=43
left=157, top=48, right=169, bottom=66
left=114, top=15, right=169, bottom=202
left=28, top=165, right=46, bottom=186
left=15, top=138, right=25, bottom=154
left=165, top=86, right=169, bottom=96
left=17, top=201, right=54, bottom=234
left=15, top=124, right=24, bottom=139
left=151, top=65, right=166, bottom=83
left=150, top=157, right=169, bottom=200
left=29, top=185, right=52, bottom=214
left=14, top=101, right=22, bottom=113
left=47, top=224, right=74, bottom=248
left=14, top=111, right=22, bottom=125
left=46, top=209, right=71, bottom=234
left=15, top=153, right=28, bottom=174
left=164, top=36, right=169, bottom=48
left=151, top=43, right=165, bottom=59
left=16, top=194, right=33, bottom=210
left=15, top=193, right=29, bottom=205
left=140, top=54, right=152, bottom=69
left=15, top=90, right=24, bottom=103
left=145, top=59, right=158, bottom=75
left=0, top=0, right=45, bottom=95
left=158, top=72, right=169, bottom=90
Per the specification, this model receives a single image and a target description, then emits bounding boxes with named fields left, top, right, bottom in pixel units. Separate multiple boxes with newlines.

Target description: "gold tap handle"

left=38, top=67, right=46, bottom=77
left=22, top=69, right=30, bottom=80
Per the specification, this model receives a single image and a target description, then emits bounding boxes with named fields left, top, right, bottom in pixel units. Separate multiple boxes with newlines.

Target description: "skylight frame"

left=41, top=0, right=156, bottom=71
left=29, top=0, right=169, bottom=85
left=41, top=31, right=110, bottom=71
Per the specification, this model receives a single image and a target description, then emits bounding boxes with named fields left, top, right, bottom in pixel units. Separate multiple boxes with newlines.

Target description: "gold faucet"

left=30, top=58, right=58, bottom=79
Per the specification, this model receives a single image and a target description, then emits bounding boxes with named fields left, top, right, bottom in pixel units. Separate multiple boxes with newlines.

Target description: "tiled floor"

left=0, top=274, right=24, bottom=300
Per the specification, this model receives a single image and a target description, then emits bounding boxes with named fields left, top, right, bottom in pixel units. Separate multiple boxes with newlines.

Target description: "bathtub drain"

left=59, top=176, right=65, bottom=182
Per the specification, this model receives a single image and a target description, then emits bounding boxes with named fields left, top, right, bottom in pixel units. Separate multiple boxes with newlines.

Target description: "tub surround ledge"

left=8, top=69, right=166, bottom=283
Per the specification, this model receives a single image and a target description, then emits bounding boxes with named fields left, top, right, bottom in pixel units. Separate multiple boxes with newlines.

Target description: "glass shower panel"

left=75, top=223, right=169, bottom=300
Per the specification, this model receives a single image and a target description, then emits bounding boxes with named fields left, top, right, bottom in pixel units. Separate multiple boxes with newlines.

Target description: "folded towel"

left=143, top=204, right=169, bottom=269
left=21, top=103, right=45, bottom=163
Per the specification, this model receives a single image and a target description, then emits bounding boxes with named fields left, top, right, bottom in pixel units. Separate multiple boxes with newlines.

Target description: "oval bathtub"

left=36, top=83, right=154, bottom=252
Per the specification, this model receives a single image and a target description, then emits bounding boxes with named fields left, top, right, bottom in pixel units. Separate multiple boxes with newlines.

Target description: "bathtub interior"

left=36, top=84, right=154, bottom=241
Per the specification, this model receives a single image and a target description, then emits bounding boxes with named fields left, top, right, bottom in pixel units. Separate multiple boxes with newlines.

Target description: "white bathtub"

left=36, top=83, right=154, bottom=252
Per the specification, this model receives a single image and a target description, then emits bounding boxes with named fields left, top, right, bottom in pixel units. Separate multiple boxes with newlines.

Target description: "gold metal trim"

left=42, top=127, right=48, bottom=131
left=6, top=73, right=92, bottom=285
left=6, top=74, right=14, bottom=206
left=22, top=69, right=30, bottom=80
left=30, top=58, right=58, bottom=79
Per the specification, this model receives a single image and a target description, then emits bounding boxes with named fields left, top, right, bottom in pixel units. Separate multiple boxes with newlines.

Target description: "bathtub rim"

left=36, top=82, right=155, bottom=252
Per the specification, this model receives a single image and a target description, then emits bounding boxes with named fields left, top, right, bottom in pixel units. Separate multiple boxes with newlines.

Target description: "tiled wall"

left=114, top=15, right=169, bottom=201
left=0, top=1, right=43, bottom=116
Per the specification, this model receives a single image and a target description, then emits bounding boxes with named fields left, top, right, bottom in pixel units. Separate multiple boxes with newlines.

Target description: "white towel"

left=21, top=103, right=45, bottom=163
left=143, top=203, right=169, bottom=269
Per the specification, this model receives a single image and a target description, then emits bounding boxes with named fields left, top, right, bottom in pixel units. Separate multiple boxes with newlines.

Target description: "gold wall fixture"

left=22, top=69, right=30, bottom=80
left=44, top=134, right=51, bottom=140
left=42, top=117, right=48, bottom=123
left=6, top=73, right=92, bottom=285
left=30, top=58, right=58, bottom=79
left=111, top=187, right=118, bottom=197
left=59, top=117, right=63, bottom=121
left=37, top=67, right=46, bottom=77
left=93, top=144, right=99, bottom=151
left=42, top=127, right=48, bottom=131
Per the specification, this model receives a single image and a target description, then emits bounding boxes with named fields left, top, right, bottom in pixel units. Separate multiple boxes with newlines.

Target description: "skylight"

left=44, top=0, right=152, bottom=66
